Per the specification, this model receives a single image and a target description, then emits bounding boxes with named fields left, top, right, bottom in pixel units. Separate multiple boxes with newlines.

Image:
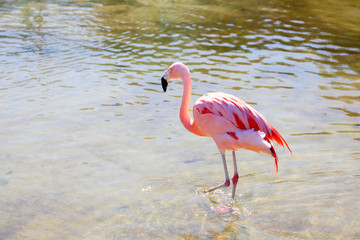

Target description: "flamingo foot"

left=212, top=205, right=232, bottom=213
left=211, top=204, right=252, bottom=216
left=205, top=179, right=230, bottom=193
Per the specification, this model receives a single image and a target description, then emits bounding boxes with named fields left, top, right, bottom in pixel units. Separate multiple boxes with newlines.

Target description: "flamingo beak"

left=161, top=77, right=168, bottom=92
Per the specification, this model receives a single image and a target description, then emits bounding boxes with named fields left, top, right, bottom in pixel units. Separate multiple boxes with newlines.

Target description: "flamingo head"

left=161, top=62, right=189, bottom=92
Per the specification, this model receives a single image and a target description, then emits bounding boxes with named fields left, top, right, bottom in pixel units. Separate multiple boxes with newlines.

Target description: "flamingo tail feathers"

left=269, top=125, right=292, bottom=155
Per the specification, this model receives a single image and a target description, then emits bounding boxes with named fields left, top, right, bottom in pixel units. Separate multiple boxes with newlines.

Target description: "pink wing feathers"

left=194, top=92, right=291, bottom=150
left=193, top=92, right=292, bottom=170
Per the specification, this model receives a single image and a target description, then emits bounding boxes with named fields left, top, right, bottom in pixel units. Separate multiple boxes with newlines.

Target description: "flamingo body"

left=193, top=92, right=291, bottom=172
left=161, top=62, right=291, bottom=198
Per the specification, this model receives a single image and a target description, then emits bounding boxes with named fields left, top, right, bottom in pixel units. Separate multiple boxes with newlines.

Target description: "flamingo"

left=161, top=62, right=291, bottom=198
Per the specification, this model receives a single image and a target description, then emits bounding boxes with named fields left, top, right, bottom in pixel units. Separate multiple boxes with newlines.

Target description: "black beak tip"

left=161, top=77, right=168, bottom=92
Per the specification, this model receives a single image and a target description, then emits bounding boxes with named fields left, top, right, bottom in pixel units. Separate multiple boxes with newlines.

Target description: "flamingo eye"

left=163, top=69, right=170, bottom=80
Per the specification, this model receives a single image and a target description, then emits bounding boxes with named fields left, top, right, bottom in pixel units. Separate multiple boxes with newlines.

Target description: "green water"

left=1, top=0, right=359, bottom=239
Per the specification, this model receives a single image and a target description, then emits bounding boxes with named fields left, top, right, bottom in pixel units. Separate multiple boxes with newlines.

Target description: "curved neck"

left=179, top=71, right=196, bottom=134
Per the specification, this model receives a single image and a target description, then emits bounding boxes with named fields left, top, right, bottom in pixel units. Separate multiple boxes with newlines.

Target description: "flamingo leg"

left=231, top=151, right=239, bottom=199
left=205, top=154, right=230, bottom=193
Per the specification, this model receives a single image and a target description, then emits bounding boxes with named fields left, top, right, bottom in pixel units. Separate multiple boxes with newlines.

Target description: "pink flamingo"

left=161, top=62, right=291, bottom=198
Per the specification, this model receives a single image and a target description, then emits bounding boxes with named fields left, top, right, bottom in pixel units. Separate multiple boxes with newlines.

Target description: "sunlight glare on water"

left=0, top=0, right=360, bottom=239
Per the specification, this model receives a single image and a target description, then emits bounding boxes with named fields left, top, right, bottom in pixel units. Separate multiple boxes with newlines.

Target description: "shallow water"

left=1, top=0, right=359, bottom=239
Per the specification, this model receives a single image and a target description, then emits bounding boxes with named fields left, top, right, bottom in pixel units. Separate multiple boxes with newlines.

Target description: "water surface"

left=1, top=0, right=360, bottom=239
